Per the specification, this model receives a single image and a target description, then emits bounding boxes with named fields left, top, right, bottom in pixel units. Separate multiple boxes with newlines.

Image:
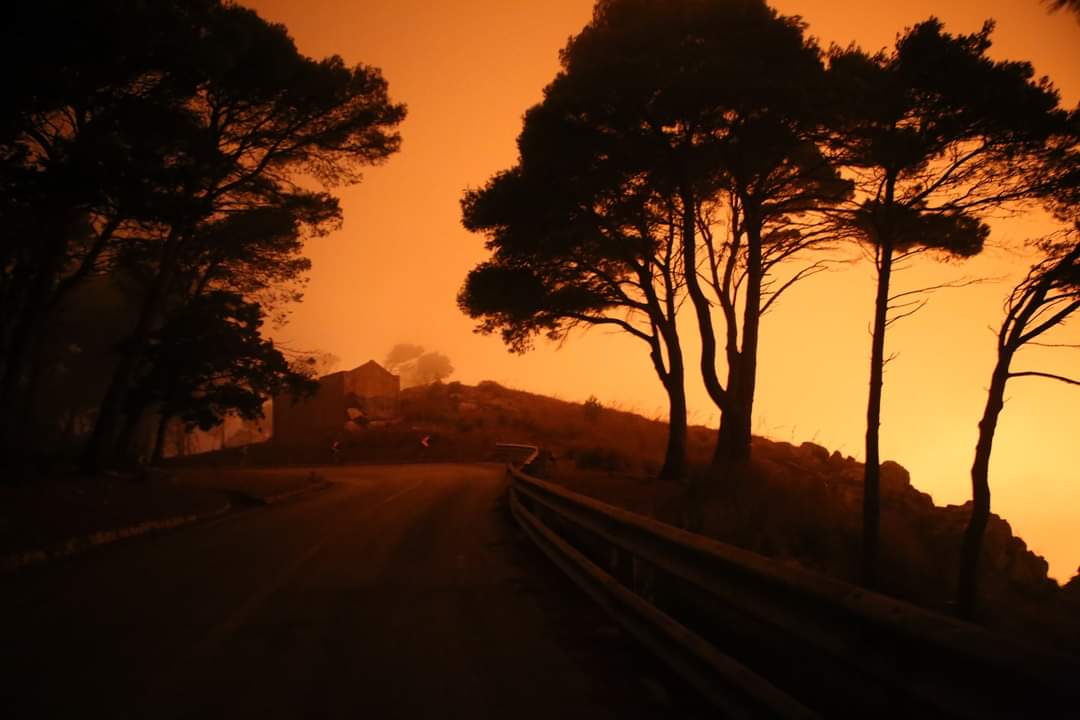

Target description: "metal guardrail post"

left=509, top=484, right=818, bottom=719
left=503, top=454, right=1080, bottom=718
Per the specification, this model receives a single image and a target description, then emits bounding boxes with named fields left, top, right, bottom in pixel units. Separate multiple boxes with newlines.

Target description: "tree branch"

left=885, top=298, right=929, bottom=327
left=1017, top=298, right=1080, bottom=345
left=1008, top=371, right=1080, bottom=386
left=888, top=276, right=988, bottom=302
left=565, top=312, right=653, bottom=345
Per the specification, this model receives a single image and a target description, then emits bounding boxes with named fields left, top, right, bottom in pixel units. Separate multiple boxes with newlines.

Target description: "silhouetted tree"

left=111, top=198, right=339, bottom=462
left=957, top=235, right=1080, bottom=618
left=1045, top=0, right=1080, bottom=21
left=0, top=0, right=206, bottom=457
left=173, top=194, right=340, bottom=319
left=459, top=110, right=690, bottom=481
left=530, top=0, right=850, bottom=481
left=76, top=1, right=405, bottom=473
left=583, top=395, right=603, bottom=423
left=385, top=344, right=425, bottom=373
left=14, top=276, right=139, bottom=457
left=413, top=352, right=454, bottom=386
left=827, top=20, right=1066, bottom=587
left=958, top=119, right=1080, bottom=618
left=463, top=0, right=860, bottom=483
left=130, top=291, right=317, bottom=464
left=383, top=344, right=454, bottom=387
left=1, top=0, right=404, bottom=472
left=288, top=351, right=341, bottom=380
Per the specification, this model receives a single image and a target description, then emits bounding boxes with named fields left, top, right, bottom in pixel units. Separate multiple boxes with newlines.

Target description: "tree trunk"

left=712, top=204, right=764, bottom=470
left=0, top=310, right=41, bottom=456
left=61, top=406, right=79, bottom=446
left=712, top=359, right=737, bottom=461
left=957, top=358, right=1010, bottom=619
left=863, top=238, right=894, bottom=589
left=679, top=186, right=728, bottom=415
left=113, top=404, right=147, bottom=467
left=2, top=215, right=121, bottom=461
left=16, top=334, right=49, bottom=438
left=151, top=412, right=172, bottom=466
left=731, top=209, right=764, bottom=463
left=82, top=357, right=132, bottom=473
left=714, top=393, right=752, bottom=467
left=648, top=307, right=688, bottom=482
left=0, top=250, right=65, bottom=459
left=81, top=229, right=181, bottom=474
left=0, top=296, right=33, bottom=409
left=659, top=381, right=688, bottom=482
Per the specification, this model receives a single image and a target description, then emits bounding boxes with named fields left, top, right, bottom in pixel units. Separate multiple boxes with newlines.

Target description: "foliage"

left=384, top=344, right=454, bottom=387
left=412, top=352, right=454, bottom=386
left=0, top=0, right=406, bottom=470
left=583, top=395, right=603, bottom=423
left=384, top=343, right=425, bottom=371
left=288, top=351, right=341, bottom=380
left=460, top=0, right=860, bottom=480
left=826, top=18, right=1067, bottom=587
left=18, top=277, right=140, bottom=452
left=574, top=446, right=627, bottom=473
left=1046, top=0, right=1080, bottom=20
left=132, top=291, right=317, bottom=434
left=959, top=227, right=1080, bottom=617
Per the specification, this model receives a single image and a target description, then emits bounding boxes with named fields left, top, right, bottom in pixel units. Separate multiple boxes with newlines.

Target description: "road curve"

left=0, top=463, right=706, bottom=719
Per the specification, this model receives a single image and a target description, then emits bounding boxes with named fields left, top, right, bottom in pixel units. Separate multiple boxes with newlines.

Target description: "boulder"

left=798, top=441, right=829, bottom=464
left=880, top=460, right=911, bottom=494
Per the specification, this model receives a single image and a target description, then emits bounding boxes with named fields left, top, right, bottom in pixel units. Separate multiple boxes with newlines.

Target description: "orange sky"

left=243, top=0, right=1079, bottom=580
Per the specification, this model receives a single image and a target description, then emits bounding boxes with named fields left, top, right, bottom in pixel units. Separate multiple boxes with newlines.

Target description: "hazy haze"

left=245, top=0, right=1080, bottom=579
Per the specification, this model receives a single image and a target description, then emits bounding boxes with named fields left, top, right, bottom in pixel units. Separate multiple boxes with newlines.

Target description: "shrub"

left=583, top=395, right=603, bottom=423
left=574, top=446, right=626, bottom=472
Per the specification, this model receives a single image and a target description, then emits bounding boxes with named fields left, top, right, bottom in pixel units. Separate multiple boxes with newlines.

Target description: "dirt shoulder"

left=0, top=467, right=328, bottom=572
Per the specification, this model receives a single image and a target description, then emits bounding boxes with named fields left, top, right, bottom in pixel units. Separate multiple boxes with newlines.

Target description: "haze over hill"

left=245, top=0, right=1080, bottom=583
left=6, top=1, right=1079, bottom=715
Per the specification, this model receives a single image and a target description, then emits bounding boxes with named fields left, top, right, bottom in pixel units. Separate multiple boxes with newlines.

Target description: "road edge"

left=0, top=479, right=333, bottom=574
left=0, top=503, right=232, bottom=574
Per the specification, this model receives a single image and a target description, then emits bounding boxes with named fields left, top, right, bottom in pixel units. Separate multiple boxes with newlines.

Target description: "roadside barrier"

left=494, top=442, right=540, bottom=467
left=505, top=448, right=1079, bottom=718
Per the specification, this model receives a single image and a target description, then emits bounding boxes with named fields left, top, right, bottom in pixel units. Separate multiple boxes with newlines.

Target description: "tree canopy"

left=0, top=0, right=406, bottom=472
left=132, top=291, right=317, bottom=462
left=460, top=0, right=854, bottom=480
left=385, top=344, right=455, bottom=388
left=1046, top=0, right=1080, bottom=21
left=825, top=18, right=1067, bottom=585
left=459, top=79, right=691, bottom=479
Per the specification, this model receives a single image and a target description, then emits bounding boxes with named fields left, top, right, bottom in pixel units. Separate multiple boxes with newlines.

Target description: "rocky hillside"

left=550, top=433, right=1080, bottom=654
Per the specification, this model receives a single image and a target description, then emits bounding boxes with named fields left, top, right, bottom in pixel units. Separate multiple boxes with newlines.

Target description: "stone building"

left=273, top=360, right=399, bottom=444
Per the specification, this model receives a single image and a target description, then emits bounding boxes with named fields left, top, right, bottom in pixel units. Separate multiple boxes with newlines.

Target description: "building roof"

left=315, top=360, right=398, bottom=383
left=351, top=360, right=398, bottom=379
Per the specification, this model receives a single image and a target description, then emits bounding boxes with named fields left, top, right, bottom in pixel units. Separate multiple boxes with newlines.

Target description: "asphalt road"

left=0, top=463, right=707, bottom=719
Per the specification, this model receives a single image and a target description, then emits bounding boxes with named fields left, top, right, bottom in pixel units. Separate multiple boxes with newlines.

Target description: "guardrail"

left=506, top=452, right=1079, bottom=718
left=494, top=442, right=540, bottom=467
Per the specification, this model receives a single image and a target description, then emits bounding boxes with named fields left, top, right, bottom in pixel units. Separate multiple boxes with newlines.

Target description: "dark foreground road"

left=1, top=463, right=706, bottom=719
